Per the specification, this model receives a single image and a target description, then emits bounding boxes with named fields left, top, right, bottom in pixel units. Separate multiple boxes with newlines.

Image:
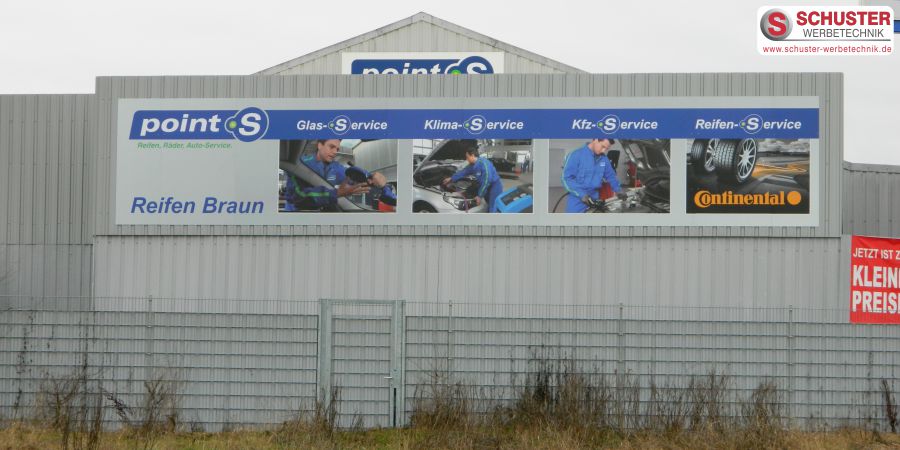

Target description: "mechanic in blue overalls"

left=284, top=139, right=396, bottom=211
left=561, top=138, right=628, bottom=213
left=442, top=145, right=503, bottom=212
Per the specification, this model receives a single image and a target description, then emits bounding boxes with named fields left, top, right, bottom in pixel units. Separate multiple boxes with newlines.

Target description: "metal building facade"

left=91, top=235, right=845, bottom=312
left=0, top=95, right=94, bottom=308
left=843, top=161, right=900, bottom=237
left=2, top=14, right=899, bottom=430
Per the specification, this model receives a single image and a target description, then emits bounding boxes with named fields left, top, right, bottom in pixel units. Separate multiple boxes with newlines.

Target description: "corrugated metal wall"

left=0, top=245, right=91, bottom=307
left=94, top=73, right=843, bottom=238
left=0, top=95, right=94, bottom=245
left=92, top=235, right=843, bottom=311
left=0, top=95, right=94, bottom=303
left=843, top=162, right=900, bottom=238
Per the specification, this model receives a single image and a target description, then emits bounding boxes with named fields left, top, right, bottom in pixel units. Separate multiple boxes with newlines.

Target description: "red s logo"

left=760, top=9, right=792, bottom=40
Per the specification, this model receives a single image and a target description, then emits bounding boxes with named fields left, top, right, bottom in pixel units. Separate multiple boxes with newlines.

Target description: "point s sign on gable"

left=341, top=52, right=504, bottom=75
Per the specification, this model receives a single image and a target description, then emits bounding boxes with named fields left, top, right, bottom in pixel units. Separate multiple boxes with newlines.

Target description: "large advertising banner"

left=850, top=235, right=900, bottom=324
left=116, top=98, right=819, bottom=226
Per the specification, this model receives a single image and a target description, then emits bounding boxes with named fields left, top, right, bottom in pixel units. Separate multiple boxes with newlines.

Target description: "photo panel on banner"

left=549, top=139, right=671, bottom=214
left=279, top=139, right=398, bottom=213
left=686, top=138, right=810, bottom=214
left=413, top=139, right=533, bottom=214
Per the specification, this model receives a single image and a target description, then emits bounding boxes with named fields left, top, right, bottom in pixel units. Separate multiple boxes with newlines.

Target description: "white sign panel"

left=757, top=6, right=894, bottom=55
left=116, top=97, right=820, bottom=228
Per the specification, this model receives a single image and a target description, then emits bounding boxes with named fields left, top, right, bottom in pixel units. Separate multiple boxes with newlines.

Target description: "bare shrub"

left=742, top=380, right=782, bottom=429
left=410, top=370, right=474, bottom=430
left=313, top=384, right=341, bottom=435
left=737, top=380, right=786, bottom=449
left=274, top=384, right=342, bottom=448
left=96, top=371, right=181, bottom=450
left=103, top=389, right=132, bottom=425
left=495, top=355, right=616, bottom=436
left=137, top=375, right=180, bottom=434
left=645, top=378, right=689, bottom=433
left=34, top=362, right=104, bottom=450
left=406, top=357, right=809, bottom=448
left=614, top=371, right=641, bottom=431
left=687, top=370, right=731, bottom=431
left=882, top=379, right=898, bottom=433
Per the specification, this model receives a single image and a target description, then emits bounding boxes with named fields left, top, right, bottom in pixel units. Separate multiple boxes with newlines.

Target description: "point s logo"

left=323, top=115, right=389, bottom=135
left=598, top=114, right=620, bottom=134
left=131, top=108, right=267, bottom=141
left=224, top=107, right=269, bottom=142
left=328, top=115, right=351, bottom=135
left=444, top=56, right=494, bottom=75
left=740, top=114, right=762, bottom=134
left=693, top=190, right=802, bottom=208
left=464, top=115, right=485, bottom=134
left=760, top=8, right=792, bottom=40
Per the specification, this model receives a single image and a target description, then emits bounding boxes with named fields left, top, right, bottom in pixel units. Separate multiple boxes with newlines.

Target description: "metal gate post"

left=787, top=305, right=795, bottom=426
left=144, top=295, right=155, bottom=382
left=317, top=299, right=334, bottom=407
left=448, top=299, right=454, bottom=379
left=390, top=300, right=407, bottom=427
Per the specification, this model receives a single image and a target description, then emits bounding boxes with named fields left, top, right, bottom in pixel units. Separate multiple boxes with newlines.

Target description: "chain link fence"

left=1, top=296, right=898, bottom=431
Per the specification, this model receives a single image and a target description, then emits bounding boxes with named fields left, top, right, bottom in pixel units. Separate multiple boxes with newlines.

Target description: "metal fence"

left=1, top=296, right=897, bottom=431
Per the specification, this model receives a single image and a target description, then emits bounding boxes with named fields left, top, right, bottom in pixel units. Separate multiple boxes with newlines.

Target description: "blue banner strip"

left=130, top=108, right=819, bottom=140
left=895, top=20, right=899, bottom=33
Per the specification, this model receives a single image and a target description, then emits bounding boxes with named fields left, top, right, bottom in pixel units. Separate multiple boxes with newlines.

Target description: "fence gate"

left=318, top=299, right=405, bottom=428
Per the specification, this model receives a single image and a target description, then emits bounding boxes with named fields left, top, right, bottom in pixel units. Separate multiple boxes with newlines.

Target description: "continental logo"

left=694, top=190, right=803, bottom=208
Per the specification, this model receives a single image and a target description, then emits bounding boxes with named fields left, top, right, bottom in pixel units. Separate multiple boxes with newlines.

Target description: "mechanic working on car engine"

left=441, top=144, right=503, bottom=213
left=284, top=139, right=396, bottom=212
left=561, top=138, right=628, bottom=213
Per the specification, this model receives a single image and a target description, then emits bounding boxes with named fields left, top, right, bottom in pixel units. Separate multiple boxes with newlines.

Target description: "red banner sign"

left=850, top=235, right=900, bottom=324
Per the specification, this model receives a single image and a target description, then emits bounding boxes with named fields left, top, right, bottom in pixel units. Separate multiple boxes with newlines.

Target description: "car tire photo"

left=713, top=138, right=757, bottom=185
left=690, top=139, right=718, bottom=175
left=413, top=202, right=437, bottom=213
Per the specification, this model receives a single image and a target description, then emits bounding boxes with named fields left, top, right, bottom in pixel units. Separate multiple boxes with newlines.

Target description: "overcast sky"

left=0, top=0, right=897, bottom=163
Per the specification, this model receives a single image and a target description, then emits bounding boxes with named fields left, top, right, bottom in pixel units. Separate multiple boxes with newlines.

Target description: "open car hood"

left=415, top=139, right=478, bottom=174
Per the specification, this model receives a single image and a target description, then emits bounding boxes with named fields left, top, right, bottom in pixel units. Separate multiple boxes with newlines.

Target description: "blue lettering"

left=203, top=197, right=218, bottom=213
left=130, top=197, right=196, bottom=214
left=131, top=197, right=147, bottom=213
left=202, top=197, right=265, bottom=214
left=349, top=57, right=495, bottom=75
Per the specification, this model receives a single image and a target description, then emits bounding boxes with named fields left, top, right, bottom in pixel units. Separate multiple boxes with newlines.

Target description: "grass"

left=2, top=422, right=900, bottom=450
